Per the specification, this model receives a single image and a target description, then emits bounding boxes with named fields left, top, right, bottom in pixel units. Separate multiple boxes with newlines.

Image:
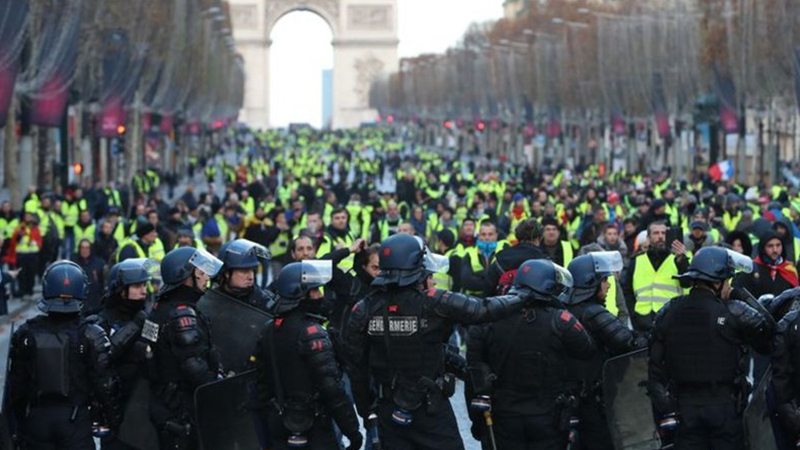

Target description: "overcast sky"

left=269, top=1, right=504, bottom=128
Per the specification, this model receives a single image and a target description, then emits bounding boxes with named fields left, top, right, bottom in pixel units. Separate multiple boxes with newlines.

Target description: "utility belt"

left=269, top=395, right=324, bottom=445
left=377, top=374, right=457, bottom=426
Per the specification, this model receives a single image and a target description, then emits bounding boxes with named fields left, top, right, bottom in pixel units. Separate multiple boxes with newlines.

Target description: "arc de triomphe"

left=228, top=0, right=399, bottom=129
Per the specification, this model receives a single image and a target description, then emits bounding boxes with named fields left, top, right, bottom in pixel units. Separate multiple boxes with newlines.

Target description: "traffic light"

left=443, top=120, right=453, bottom=129
left=476, top=120, right=486, bottom=132
left=386, top=115, right=395, bottom=123
left=117, top=124, right=126, bottom=135
left=72, top=163, right=83, bottom=175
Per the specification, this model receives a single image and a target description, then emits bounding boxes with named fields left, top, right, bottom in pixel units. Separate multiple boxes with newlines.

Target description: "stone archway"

left=229, top=0, right=398, bottom=129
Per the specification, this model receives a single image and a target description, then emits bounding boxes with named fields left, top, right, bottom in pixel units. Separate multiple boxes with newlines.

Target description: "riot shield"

left=195, top=369, right=264, bottom=450
left=117, top=378, right=160, bottom=450
left=197, top=288, right=271, bottom=374
left=603, top=349, right=661, bottom=450
left=0, top=323, right=14, bottom=450
left=744, top=367, right=779, bottom=450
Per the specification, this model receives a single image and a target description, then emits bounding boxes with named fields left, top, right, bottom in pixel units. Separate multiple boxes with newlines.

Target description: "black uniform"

left=648, top=288, right=774, bottom=450
left=86, top=305, right=148, bottom=450
left=8, top=314, right=116, bottom=450
left=772, top=309, right=800, bottom=445
left=255, top=305, right=360, bottom=449
left=467, top=303, right=595, bottom=450
left=215, top=283, right=274, bottom=312
left=145, top=285, right=221, bottom=450
left=344, top=287, right=528, bottom=450
left=567, top=299, right=646, bottom=450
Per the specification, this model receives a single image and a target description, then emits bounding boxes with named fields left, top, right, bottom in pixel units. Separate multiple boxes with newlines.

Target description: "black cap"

left=136, top=222, right=156, bottom=238
left=437, top=229, right=455, bottom=249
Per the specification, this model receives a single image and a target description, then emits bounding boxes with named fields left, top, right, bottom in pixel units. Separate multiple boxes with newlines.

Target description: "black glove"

left=345, top=431, right=363, bottom=450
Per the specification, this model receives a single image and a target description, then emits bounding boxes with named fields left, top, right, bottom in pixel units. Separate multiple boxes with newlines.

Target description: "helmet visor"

left=554, top=264, right=574, bottom=289
left=591, top=251, right=623, bottom=275
left=189, top=248, right=224, bottom=277
left=727, top=249, right=753, bottom=274
left=228, top=239, right=271, bottom=262
left=120, top=258, right=161, bottom=284
left=301, top=260, right=333, bottom=286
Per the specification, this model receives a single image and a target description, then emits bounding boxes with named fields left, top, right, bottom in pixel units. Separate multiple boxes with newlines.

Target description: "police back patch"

left=141, top=319, right=160, bottom=343
left=368, top=316, right=419, bottom=336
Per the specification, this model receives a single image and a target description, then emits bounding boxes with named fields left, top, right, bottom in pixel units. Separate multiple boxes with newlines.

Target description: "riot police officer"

left=344, top=233, right=532, bottom=450
left=769, top=287, right=800, bottom=448
left=648, top=246, right=775, bottom=450
left=213, top=238, right=274, bottom=311
left=467, top=259, right=596, bottom=450
left=255, top=261, right=363, bottom=450
left=197, top=239, right=274, bottom=374
left=8, top=260, right=117, bottom=450
left=142, top=247, right=224, bottom=450
left=566, top=252, right=647, bottom=450
left=86, top=258, right=157, bottom=449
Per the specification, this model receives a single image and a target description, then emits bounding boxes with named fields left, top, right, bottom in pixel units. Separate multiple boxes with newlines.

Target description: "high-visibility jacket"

left=606, top=276, right=618, bottom=316
left=74, top=222, right=96, bottom=246
left=116, top=237, right=146, bottom=263
left=61, top=199, right=87, bottom=228
left=560, top=240, right=574, bottom=267
left=317, top=231, right=355, bottom=271
left=16, top=226, right=40, bottom=253
left=632, top=253, right=683, bottom=316
left=241, top=197, right=255, bottom=217
left=39, top=210, right=65, bottom=240
left=433, top=249, right=455, bottom=290
left=269, top=231, right=291, bottom=258
left=105, top=189, right=122, bottom=209
left=148, top=237, right=166, bottom=262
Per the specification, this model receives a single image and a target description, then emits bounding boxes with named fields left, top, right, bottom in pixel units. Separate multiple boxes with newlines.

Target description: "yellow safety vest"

left=74, top=223, right=96, bottom=247
left=606, top=276, right=618, bottom=316
left=561, top=240, right=574, bottom=267
left=632, top=253, right=683, bottom=316
left=116, top=238, right=146, bottom=263
left=269, top=231, right=291, bottom=258
left=148, top=237, right=165, bottom=262
left=433, top=249, right=454, bottom=291
left=16, top=228, right=40, bottom=253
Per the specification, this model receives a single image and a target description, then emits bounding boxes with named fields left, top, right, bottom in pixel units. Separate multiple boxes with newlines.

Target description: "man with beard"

left=317, top=208, right=357, bottom=271
left=683, top=221, right=714, bottom=254
left=733, top=230, right=799, bottom=316
left=86, top=258, right=157, bottom=449
left=372, top=200, right=404, bottom=243
left=622, top=221, right=690, bottom=332
left=773, top=217, right=800, bottom=265
left=541, top=216, right=573, bottom=267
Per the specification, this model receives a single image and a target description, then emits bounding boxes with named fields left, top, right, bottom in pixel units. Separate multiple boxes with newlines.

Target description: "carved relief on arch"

left=264, top=0, right=340, bottom=37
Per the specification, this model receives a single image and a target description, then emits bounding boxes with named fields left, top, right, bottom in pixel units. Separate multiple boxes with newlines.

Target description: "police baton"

left=471, top=396, right=497, bottom=450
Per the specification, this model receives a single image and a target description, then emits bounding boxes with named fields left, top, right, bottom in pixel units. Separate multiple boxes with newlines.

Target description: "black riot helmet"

left=373, top=234, right=440, bottom=288
left=514, top=259, right=574, bottom=303
left=159, top=247, right=223, bottom=295
left=218, top=239, right=270, bottom=271
left=107, top=258, right=159, bottom=297
left=567, top=251, right=623, bottom=305
left=39, top=260, right=88, bottom=314
left=272, top=261, right=333, bottom=315
left=674, top=246, right=752, bottom=283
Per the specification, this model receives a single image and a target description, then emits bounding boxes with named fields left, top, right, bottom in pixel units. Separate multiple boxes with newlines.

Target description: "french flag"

left=709, top=160, right=734, bottom=182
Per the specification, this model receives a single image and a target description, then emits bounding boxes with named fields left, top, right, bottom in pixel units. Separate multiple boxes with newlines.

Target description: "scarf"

left=754, top=255, right=800, bottom=287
